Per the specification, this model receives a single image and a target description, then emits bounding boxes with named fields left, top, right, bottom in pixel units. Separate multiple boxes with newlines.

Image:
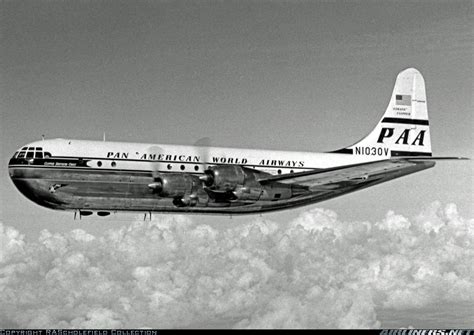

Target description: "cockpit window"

left=15, top=147, right=46, bottom=160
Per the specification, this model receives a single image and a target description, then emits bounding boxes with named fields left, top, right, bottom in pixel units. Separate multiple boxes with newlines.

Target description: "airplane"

left=8, top=68, right=467, bottom=218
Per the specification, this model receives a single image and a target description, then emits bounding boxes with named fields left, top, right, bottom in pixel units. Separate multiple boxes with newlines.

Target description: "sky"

left=0, top=0, right=473, bottom=329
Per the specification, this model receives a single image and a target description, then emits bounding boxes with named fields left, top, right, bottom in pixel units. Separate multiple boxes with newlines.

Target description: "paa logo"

left=377, top=127, right=426, bottom=146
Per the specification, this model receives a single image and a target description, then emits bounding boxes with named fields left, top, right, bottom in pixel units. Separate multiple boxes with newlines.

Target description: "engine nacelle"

left=148, top=173, right=199, bottom=198
left=173, top=194, right=198, bottom=207
left=232, top=184, right=293, bottom=201
left=259, top=184, right=293, bottom=201
left=201, top=165, right=249, bottom=191
left=232, top=186, right=262, bottom=201
left=201, top=166, right=295, bottom=202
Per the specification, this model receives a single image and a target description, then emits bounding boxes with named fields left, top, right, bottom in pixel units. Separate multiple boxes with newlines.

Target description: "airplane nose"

left=10, top=177, right=38, bottom=200
left=8, top=163, right=65, bottom=210
left=9, top=176, right=65, bottom=209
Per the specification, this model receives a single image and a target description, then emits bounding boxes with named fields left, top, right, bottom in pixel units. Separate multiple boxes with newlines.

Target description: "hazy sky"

left=0, top=0, right=473, bottom=329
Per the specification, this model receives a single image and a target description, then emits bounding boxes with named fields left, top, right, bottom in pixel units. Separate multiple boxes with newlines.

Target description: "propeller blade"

left=146, top=145, right=163, bottom=181
left=193, top=137, right=211, bottom=171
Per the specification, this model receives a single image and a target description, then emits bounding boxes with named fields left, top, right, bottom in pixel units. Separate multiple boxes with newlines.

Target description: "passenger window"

left=35, top=151, right=43, bottom=158
left=18, top=151, right=26, bottom=158
left=26, top=151, right=34, bottom=158
left=44, top=152, right=52, bottom=158
left=35, top=147, right=43, bottom=150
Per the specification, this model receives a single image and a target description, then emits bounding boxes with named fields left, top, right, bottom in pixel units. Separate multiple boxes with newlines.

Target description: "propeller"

left=193, top=137, right=211, bottom=169
left=193, top=137, right=214, bottom=186
left=147, top=145, right=164, bottom=193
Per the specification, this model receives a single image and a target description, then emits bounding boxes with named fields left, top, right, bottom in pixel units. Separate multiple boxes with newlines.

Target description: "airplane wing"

left=257, top=159, right=434, bottom=190
left=257, top=156, right=468, bottom=190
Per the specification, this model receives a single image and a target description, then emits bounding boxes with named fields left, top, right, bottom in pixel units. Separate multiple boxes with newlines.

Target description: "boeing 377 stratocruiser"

left=8, top=68, right=467, bottom=217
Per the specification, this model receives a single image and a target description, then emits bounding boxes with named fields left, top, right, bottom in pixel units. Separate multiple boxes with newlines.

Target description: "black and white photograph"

left=1, top=0, right=473, bottom=329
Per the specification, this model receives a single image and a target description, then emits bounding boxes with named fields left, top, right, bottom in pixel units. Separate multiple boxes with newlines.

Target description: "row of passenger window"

left=95, top=161, right=201, bottom=171
left=93, top=161, right=295, bottom=174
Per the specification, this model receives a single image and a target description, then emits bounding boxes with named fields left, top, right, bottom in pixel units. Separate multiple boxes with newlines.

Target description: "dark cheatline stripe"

left=391, top=150, right=432, bottom=157
left=382, top=117, right=429, bottom=126
left=329, top=148, right=353, bottom=154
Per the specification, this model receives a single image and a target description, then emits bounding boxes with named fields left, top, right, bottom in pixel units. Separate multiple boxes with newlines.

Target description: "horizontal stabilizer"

left=397, top=156, right=469, bottom=161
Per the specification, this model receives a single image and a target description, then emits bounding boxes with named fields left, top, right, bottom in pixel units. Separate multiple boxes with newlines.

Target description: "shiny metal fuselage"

left=8, top=139, right=434, bottom=215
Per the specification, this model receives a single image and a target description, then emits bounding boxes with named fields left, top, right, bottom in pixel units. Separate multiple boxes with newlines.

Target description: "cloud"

left=0, top=202, right=473, bottom=328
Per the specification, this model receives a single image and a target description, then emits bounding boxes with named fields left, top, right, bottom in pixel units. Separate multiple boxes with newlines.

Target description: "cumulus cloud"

left=0, top=202, right=473, bottom=328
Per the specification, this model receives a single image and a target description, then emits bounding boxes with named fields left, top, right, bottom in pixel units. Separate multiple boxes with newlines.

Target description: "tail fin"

left=333, top=68, right=432, bottom=157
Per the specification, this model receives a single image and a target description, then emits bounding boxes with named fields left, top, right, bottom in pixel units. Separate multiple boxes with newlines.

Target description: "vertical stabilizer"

left=333, top=68, right=432, bottom=157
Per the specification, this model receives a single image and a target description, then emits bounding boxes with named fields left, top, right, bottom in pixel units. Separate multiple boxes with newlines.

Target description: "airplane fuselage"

left=8, top=138, right=433, bottom=215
